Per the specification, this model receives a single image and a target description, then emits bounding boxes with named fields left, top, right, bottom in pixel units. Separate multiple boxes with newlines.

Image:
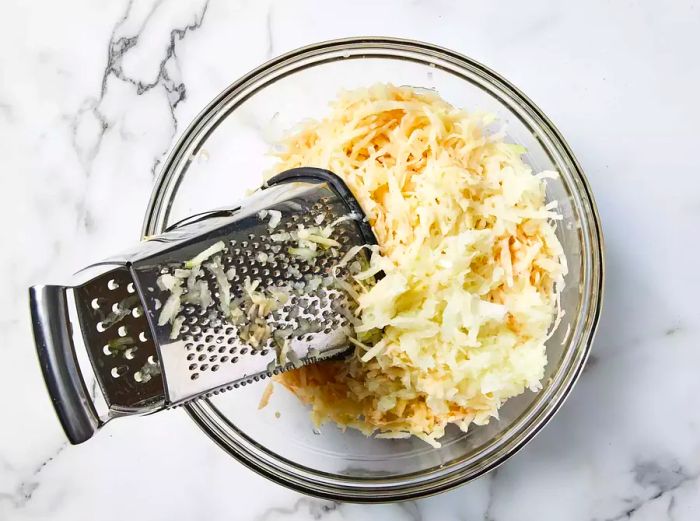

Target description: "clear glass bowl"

left=143, top=38, right=604, bottom=501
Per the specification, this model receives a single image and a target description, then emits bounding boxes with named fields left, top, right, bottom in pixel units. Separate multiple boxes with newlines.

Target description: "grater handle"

left=30, top=285, right=101, bottom=444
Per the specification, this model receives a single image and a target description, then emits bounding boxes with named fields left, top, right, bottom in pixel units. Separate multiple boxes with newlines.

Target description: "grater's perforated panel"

left=131, top=180, right=370, bottom=405
left=73, top=266, right=164, bottom=410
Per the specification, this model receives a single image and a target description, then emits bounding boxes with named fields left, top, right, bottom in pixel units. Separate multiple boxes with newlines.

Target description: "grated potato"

left=269, top=84, right=567, bottom=446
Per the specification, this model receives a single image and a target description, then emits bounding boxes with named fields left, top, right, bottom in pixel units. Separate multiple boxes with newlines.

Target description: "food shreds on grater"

left=29, top=168, right=378, bottom=444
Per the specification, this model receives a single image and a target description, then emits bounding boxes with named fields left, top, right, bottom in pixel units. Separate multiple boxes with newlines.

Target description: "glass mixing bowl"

left=143, top=38, right=604, bottom=501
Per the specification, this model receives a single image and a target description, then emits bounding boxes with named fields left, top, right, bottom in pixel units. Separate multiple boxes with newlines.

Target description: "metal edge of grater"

left=29, top=168, right=377, bottom=444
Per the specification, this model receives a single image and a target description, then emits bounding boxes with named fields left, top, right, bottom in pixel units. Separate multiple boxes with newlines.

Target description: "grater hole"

left=127, top=282, right=135, bottom=294
left=96, top=322, right=106, bottom=332
left=209, top=355, right=217, bottom=362
left=200, top=364, right=209, bottom=371
left=139, top=332, right=148, bottom=342
left=216, top=336, right=224, bottom=344
left=220, top=356, right=229, bottom=362
left=240, top=348, right=248, bottom=355
left=229, top=347, right=237, bottom=354
left=198, top=354, right=206, bottom=362
left=196, top=344, right=204, bottom=352
left=218, top=346, right=226, bottom=353
left=117, top=326, right=127, bottom=337
left=132, top=307, right=143, bottom=318
left=111, top=366, right=126, bottom=378
left=191, top=373, right=199, bottom=380
left=90, top=298, right=101, bottom=310
left=124, top=347, right=137, bottom=360
left=241, top=241, right=249, bottom=248
left=147, top=355, right=157, bottom=365
left=212, top=364, right=220, bottom=372
left=187, top=353, right=195, bottom=361
left=189, top=363, right=197, bottom=370
left=231, top=356, right=239, bottom=363
left=102, top=345, right=111, bottom=355
left=248, top=234, right=255, bottom=240
left=107, top=279, right=119, bottom=290
left=207, top=345, right=215, bottom=353
left=188, top=316, right=197, bottom=324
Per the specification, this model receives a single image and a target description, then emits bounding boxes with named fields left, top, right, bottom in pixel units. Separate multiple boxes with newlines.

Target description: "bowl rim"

left=142, top=36, right=605, bottom=502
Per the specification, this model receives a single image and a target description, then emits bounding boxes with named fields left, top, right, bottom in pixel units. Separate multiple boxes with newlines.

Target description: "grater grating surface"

left=30, top=168, right=376, bottom=443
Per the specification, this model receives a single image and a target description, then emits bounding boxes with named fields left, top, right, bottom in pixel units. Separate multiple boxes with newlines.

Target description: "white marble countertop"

left=2, top=0, right=699, bottom=519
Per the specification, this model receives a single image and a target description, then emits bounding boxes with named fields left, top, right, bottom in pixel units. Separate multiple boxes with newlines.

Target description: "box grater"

left=30, top=168, right=377, bottom=444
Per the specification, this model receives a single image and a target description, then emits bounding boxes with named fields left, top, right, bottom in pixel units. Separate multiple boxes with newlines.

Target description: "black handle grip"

left=29, top=285, right=101, bottom=444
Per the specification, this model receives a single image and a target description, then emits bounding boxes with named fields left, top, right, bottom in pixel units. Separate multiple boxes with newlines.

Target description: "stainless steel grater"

left=30, top=168, right=376, bottom=445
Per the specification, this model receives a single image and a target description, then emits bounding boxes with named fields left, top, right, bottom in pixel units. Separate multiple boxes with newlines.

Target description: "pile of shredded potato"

left=268, top=84, right=567, bottom=446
